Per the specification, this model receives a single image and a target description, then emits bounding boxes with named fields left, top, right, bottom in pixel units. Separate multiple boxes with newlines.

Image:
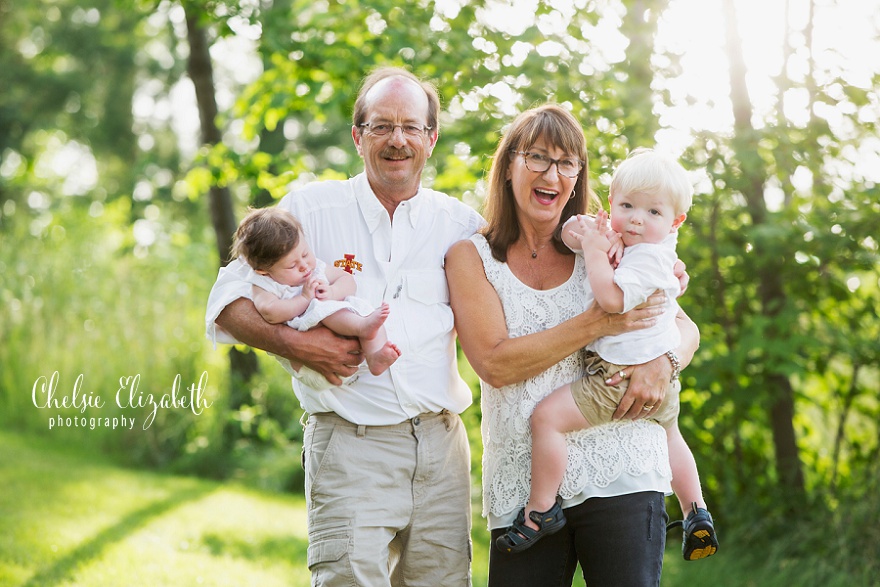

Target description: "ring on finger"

left=643, top=404, right=654, bottom=411
left=618, top=370, right=628, bottom=380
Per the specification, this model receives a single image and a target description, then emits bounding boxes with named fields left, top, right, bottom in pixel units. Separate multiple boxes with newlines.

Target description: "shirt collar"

left=354, top=172, right=423, bottom=232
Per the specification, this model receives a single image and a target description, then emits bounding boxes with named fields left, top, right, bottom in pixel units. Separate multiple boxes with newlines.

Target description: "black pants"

left=488, top=491, right=667, bottom=587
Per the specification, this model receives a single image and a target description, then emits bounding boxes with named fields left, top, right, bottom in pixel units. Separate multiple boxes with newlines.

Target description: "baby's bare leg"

left=322, top=304, right=400, bottom=375
left=322, top=303, right=388, bottom=339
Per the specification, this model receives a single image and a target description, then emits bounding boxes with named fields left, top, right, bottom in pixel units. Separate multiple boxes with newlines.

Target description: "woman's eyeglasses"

left=511, top=150, right=583, bottom=178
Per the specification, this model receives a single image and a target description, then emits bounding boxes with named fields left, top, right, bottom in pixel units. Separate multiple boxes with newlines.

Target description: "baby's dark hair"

left=231, top=207, right=303, bottom=271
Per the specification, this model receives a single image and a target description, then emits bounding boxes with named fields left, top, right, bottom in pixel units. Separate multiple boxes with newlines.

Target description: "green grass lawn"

left=0, top=431, right=501, bottom=587
left=6, top=429, right=846, bottom=587
left=0, top=432, right=313, bottom=587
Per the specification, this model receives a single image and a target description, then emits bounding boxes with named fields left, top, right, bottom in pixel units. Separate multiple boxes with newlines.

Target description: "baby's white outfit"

left=245, top=258, right=374, bottom=389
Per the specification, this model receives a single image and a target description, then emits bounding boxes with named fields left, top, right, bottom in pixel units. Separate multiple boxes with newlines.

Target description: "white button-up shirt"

left=206, top=173, right=485, bottom=425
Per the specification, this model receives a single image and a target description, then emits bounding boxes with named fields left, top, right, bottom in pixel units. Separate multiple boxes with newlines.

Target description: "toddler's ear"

left=671, top=213, right=687, bottom=231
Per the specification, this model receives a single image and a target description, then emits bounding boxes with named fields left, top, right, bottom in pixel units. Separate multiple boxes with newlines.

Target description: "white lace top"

left=471, top=234, right=672, bottom=530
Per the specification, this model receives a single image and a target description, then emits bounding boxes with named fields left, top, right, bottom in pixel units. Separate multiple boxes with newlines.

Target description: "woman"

left=446, top=104, right=700, bottom=586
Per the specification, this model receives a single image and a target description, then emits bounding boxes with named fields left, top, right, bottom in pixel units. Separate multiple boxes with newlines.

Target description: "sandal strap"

left=496, top=498, right=567, bottom=553
left=501, top=515, right=540, bottom=548
left=528, top=499, right=563, bottom=528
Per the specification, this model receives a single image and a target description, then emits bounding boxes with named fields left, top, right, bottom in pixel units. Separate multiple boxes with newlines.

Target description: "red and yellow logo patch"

left=334, top=254, right=363, bottom=274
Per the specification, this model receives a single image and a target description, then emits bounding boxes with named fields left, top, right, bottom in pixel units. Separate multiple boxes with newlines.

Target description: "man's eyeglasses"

left=358, top=122, right=433, bottom=137
left=511, top=150, right=583, bottom=178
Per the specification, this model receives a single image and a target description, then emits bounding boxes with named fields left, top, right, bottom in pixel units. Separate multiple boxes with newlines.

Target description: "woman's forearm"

left=475, top=306, right=610, bottom=388
left=674, top=308, right=700, bottom=369
left=447, top=239, right=665, bottom=389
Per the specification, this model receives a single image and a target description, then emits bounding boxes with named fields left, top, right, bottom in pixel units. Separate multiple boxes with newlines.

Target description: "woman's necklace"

left=526, top=240, right=550, bottom=259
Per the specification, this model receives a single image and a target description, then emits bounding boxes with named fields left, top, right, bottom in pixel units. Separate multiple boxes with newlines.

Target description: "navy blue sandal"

left=496, top=497, right=567, bottom=554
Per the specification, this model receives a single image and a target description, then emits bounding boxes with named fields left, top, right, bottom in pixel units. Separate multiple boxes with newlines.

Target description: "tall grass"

left=0, top=200, right=227, bottom=464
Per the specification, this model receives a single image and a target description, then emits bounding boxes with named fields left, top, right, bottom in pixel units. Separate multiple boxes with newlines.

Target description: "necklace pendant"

left=531, top=251, right=538, bottom=259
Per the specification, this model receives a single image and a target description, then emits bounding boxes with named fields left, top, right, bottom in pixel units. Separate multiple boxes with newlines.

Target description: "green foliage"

left=675, top=59, right=880, bottom=504
left=0, top=0, right=148, bottom=204
left=213, top=0, right=648, bottom=207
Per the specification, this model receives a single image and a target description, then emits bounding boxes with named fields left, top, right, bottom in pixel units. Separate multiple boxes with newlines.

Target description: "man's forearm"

left=216, top=297, right=298, bottom=359
left=215, top=297, right=363, bottom=384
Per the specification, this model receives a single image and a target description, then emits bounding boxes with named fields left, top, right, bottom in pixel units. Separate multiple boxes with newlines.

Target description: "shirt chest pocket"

left=399, top=270, right=453, bottom=359
left=405, top=270, right=450, bottom=305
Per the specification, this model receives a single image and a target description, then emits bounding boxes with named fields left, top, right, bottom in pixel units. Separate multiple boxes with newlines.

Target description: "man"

left=206, top=67, right=484, bottom=586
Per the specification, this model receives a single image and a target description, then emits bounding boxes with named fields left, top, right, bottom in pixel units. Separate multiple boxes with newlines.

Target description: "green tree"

left=672, top=0, right=880, bottom=510
left=0, top=0, right=143, bottom=209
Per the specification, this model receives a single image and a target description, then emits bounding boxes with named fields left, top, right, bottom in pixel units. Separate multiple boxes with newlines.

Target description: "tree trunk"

left=831, top=363, right=860, bottom=492
left=184, top=7, right=238, bottom=265
left=721, top=0, right=806, bottom=501
left=184, top=4, right=258, bottom=449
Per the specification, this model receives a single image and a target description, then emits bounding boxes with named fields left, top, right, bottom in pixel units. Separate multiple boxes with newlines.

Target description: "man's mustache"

left=380, top=148, right=414, bottom=159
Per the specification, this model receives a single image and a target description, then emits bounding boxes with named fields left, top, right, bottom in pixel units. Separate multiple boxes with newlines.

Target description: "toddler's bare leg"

left=666, top=422, right=706, bottom=516
left=524, top=384, right=591, bottom=530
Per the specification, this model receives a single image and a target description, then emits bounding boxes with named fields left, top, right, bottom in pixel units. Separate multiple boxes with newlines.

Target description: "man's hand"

left=215, top=298, right=362, bottom=387
left=291, top=326, right=363, bottom=385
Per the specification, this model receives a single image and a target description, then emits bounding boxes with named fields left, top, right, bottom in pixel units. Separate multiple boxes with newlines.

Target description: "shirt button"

left=413, top=416, right=421, bottom=426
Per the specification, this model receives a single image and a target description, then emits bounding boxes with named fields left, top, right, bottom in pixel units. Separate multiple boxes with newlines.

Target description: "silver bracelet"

left=665, top=350, right=681, bottom=382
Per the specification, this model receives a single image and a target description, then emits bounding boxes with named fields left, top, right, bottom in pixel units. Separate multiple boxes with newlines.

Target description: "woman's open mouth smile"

left=534, top=187, right=559, bottom=205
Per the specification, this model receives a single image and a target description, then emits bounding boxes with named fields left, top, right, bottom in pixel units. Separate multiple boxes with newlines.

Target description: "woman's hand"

left=597, top=291, right=666, bottom=339
left=673, top=260, right=689, bottom=296
left=607, top=353, right=674, bottom=420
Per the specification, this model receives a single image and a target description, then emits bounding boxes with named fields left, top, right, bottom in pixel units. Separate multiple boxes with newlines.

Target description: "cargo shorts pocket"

left=307, top=523, right=354, bottom=584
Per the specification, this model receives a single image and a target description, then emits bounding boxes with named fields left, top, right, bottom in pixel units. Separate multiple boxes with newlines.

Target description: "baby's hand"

left=572, top=212, right=611, bottom=254
left=302, top=278, right=320, bottom=301
left=312, top=278, right=331, bottom=300
left=606, top=231, right=624, bottom=267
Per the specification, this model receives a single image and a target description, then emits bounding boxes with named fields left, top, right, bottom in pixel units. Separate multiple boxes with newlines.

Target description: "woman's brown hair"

left=482, top=104, right=598, bottom=262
